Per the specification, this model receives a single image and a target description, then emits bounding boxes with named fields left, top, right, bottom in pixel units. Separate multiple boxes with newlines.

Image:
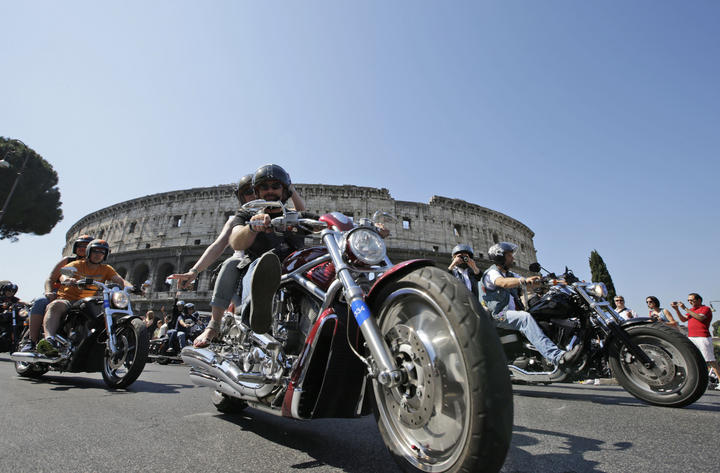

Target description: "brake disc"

left=385, top=324, right=436, bottom=429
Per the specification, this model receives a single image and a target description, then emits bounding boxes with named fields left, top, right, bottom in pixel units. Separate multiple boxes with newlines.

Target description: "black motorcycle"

left=11, top=272, right=148, bottom=389
left=0, top=302, right=28, bottom=353
left=497, top=263, right=707, bottom=408
left=149, top=314, right=206, bottom=364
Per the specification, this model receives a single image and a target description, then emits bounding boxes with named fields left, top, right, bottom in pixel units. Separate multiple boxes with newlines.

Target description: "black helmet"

left=236, top=174, right=254, bottom=203
left=452, top=244, right=474, bottom=258
left=0, top=281, right=18, bottom=294
left=86, top=239, right=111, bottom=262
left=72, top=234, right=94, bottom=255
left=488, top=242, right=518, bottom=265
left=252, top=164, right=292, bottom=202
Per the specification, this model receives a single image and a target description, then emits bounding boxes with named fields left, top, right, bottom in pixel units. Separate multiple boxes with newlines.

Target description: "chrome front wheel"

left=372, top=266, right=512, bottom=473
left=102, top=318, right=148, bottom=389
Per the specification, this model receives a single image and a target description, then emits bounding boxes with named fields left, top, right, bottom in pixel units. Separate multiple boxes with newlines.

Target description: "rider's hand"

left=526, top=276, right=542, bottom=286
left=64, top=277, right=78, bottom=286
left=168, top=272, right=197, bottom=289
left=250, top=213, right=272, bottom=233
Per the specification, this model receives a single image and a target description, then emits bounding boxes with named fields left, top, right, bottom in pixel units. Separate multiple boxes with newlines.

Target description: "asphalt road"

left=1, top=354, right=718, bottom=473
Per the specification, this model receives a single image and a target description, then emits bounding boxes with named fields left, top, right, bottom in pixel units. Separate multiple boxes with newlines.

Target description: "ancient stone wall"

left=65, top=183, right=537, bottom=312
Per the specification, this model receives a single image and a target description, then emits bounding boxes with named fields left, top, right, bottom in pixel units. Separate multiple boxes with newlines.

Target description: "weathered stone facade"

left=65, top=184, right=537, bottom=312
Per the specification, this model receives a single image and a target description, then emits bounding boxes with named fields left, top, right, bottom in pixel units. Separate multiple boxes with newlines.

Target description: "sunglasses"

left=614, top=299, right=624, bottom=302
left=258, top=182, right=283, bottom=191
left=240, top=188, right=255, bottom=196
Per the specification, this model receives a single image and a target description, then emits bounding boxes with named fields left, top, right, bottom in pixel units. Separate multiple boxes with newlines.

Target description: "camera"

left=462, top=256, right=469, bottom=262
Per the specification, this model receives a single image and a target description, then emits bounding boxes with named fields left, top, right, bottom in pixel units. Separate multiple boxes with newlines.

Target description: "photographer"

left=671, top=293, right=720, bottom=388
left=448, top=244, right=481, bottom=298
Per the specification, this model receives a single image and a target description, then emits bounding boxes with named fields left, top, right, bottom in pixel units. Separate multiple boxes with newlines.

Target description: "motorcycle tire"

left=608, top=323, right=708, bottom=408
left=371, top=266, right=513, bottom=473
left=102, top=318, right=149, bottom=389
left=211, top=390, right=248, bottom=414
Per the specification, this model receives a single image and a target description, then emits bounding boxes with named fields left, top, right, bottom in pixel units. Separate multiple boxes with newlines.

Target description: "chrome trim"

left=321, top=229, right=400, bottom=384
left=507, top=364, right=563, bottom=383
left=181, top=346, right=277, bottom=402
left=289, top=273, right=326, bottom=301
left=319, top=279, right=343, bottom=315
left=574, top=283, right=624, bottom=325
left=10, top=352, right=68, bottom=364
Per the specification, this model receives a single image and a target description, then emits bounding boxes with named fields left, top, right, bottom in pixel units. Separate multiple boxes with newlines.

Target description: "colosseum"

left=65, top=183, right=537, bottom=313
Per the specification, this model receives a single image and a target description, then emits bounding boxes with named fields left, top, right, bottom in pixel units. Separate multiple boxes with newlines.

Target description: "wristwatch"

left=189, top=268, right=199, bottom=275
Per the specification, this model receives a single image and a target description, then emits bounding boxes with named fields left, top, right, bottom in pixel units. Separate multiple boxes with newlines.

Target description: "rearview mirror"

left=529, top=262, right=541, bottom=273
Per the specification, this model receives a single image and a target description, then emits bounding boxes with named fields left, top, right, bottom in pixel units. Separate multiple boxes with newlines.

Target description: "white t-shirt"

left=616, top=307, right=637, bottom=320
left=482, top=268, right=520, bottom=312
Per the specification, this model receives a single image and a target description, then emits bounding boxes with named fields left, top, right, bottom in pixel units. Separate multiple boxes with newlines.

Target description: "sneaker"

left=249, top=252, right=281, bottom=334
left=19, top=340, right=36, bottom=353
left=36, top=337, right=60, bottom=357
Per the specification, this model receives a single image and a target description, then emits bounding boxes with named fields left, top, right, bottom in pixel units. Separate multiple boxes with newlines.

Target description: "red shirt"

left=686, top=305, right=712, bottom=337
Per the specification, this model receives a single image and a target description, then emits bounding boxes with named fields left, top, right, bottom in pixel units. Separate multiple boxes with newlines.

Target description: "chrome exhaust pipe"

left=181, top=346, right=276, bottom=400
left=10, top=351, right=66, bottom=364
left=508, top=364, right=567, bottom=383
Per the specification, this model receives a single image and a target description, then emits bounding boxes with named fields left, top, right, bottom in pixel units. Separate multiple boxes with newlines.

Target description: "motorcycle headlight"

left=111, top=289, right=129, bottom=309
left=587, top=283, right=608, bottom=299
left=344, top=228, right=386, bottom=265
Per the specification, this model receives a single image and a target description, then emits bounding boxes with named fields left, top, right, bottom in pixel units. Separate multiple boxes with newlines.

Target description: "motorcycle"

left=0, top=301, right=28, bottom=353
left=11, top=269, right=149, bottom=389
left=149, top=314, right=206, bottom=364
left=182, top=201, right=513, bottom=473
left=497, top=263, right=708, bottom=408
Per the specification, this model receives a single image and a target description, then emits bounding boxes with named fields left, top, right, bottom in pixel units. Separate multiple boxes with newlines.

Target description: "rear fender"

left=365, top=259, right=436, bottom=309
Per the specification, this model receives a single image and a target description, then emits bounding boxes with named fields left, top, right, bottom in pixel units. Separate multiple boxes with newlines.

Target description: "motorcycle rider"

left=36, top=239, right=134, bottom=357
left=0, top=281, right=22, bottom=306
left=226, top=164, right=307, bottom=335
left=448, top=244, right=481, bottom=298
left=481, top=242, right=582, bottom=368
left=165, top=298, right=187, bottom=354
left=170, top=173, right=306, bottom=348
left=20, top=235, right=94, bottom=352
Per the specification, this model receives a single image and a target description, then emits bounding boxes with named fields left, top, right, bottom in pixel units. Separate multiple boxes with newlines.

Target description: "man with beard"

left=202, top=164, right=307, bottom=336
left=448, top=244, right=481, bottom=298
left=170, top=173, right=305, bottom=347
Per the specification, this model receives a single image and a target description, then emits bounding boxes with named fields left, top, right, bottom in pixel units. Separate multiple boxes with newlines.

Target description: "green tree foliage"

left=589, top=250, right=617, bottom=303
left=0, top=138, right=63, bottom=241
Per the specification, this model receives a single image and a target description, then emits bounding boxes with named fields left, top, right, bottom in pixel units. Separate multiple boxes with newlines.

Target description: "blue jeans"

left=210, top=255, right=245, bottom=309
left=495, top=310, right=564, bottom=364
left=166, top=330, right=187, bottom=351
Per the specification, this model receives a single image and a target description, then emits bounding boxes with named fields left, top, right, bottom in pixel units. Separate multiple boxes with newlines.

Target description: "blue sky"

left=1, top=1, right=719, bottom=317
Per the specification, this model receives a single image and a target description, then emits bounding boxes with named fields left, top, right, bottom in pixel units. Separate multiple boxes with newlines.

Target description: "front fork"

left=321, top=231, right=405, bottom=388
left=103, top=297, right=119, bottom=356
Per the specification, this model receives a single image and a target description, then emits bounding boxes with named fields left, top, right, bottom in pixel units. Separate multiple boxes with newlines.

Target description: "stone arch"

left=116, top=266, right=128, bottom=279
left=131, top=263, right=150, bottom=288
left=155, top=262, right=175, bottom=292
